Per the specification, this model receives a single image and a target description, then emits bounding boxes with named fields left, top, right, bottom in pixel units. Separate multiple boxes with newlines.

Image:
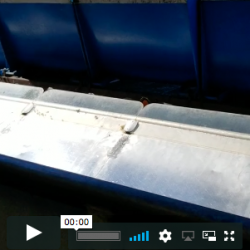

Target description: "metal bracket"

left=22, top=103, right=34, bottom=115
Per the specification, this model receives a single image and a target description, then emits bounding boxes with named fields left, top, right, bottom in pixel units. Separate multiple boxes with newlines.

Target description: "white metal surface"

left=0, top=98, right=249, bottom=218
left=0, top=83, right=250, bottom=219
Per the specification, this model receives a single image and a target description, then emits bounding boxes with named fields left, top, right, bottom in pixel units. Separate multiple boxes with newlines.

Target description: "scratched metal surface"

left=0, top=82, right=43, bottom=99
left=0, top=96, right=250, bottom=219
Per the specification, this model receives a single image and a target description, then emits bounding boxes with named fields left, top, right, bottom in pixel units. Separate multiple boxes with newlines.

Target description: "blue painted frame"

left=75, top=3, right=197, bottom=84
left=0, top=3, right=88, bottom=81
left=0, top=40, right=8, bottom=68
left=199, top=0, right=250, bottom=95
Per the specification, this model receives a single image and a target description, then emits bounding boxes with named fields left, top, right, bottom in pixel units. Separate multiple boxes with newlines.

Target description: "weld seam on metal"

left=107, top=135, right=129, bottom=158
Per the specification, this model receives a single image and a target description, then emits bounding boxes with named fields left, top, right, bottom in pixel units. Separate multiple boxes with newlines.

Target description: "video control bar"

left=69, top=223, right=242, bottom=249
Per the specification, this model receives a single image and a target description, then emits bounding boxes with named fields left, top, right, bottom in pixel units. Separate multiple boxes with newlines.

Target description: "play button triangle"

left=26, top=225, right=42, bottom=241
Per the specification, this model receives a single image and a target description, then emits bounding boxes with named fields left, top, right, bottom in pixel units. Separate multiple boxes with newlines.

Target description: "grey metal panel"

left=0, top=97, right=250, bottom=219
left=99, top=137, right=250, bottom=218
left=38, top=89, right=143, bottom=115
left=138, top=103, right=250, bottom=134
left=0, top=82, right=43, bottom=99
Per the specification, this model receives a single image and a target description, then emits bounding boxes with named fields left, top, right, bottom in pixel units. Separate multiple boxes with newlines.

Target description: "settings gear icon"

left=159, top=229, right=172, bottom=243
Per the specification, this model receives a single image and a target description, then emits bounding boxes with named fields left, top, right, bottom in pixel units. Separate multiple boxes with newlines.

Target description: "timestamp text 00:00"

left=64, top=218, right=89, bottom=226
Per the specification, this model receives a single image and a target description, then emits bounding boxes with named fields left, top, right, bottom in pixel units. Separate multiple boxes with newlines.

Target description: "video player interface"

left=6, top=216, right=242, bottom=249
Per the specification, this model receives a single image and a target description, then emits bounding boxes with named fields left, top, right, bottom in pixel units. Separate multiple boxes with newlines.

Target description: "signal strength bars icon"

left=129, top=231, right=149, bottom=242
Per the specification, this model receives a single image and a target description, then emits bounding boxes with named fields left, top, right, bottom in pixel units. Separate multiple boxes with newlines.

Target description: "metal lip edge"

left=0, top=82, right=44, bottom=92
left=1, top=94, right=250, bottom=141
left=76, top=231, right=121, bottom=241
left=0, top=94, right=139, bottom=120
left=43, top=89, right=143, bottom=106
left=146, top=103, right=250, bottom=120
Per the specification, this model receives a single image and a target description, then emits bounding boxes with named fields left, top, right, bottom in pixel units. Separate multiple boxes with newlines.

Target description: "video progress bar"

left=76, top=231, right=121, bottom=241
